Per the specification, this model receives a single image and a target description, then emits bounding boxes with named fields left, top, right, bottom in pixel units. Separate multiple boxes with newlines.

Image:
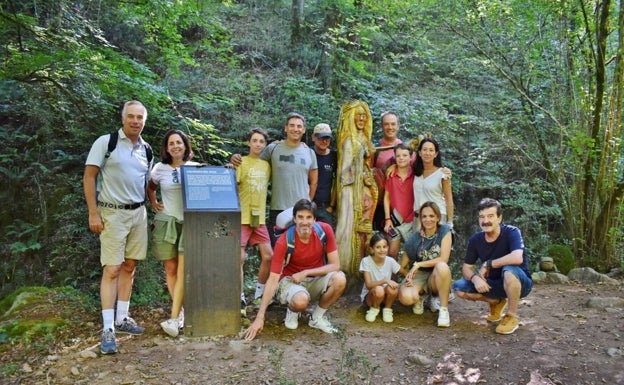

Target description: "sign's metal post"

left=180, top=165, right=241, bottom=336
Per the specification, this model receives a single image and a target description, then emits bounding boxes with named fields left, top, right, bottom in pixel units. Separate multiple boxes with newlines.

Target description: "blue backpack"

left=283, top=222, right=327, bottom=267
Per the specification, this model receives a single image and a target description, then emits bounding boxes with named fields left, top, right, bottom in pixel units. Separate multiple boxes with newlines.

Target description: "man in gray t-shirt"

left=230, top=112, right=318, bottom=245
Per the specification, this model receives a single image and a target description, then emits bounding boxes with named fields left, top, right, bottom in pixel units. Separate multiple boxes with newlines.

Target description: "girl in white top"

left=359, top=233, right=407, bottom=323
left=147, top=129, right=199, bottom=337
left=412, top=138, right=454, bottom=228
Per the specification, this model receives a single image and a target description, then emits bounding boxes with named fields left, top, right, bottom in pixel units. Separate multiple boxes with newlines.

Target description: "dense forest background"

left=1, top=0, right=623, bottom=303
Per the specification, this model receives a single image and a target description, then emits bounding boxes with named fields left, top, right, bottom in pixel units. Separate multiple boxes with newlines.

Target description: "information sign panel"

left=180, top=165, right=239, bottom=211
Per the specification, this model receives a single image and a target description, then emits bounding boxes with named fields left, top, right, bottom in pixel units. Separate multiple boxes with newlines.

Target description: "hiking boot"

left=429, top=296, right=441, bottom=313
left=495, top=314, right=519, bottom=334
left=365, top=307, right=380, bottom=322
left=160, top=319, right=179, bottom=337
left=284, top=308, right=299, bottom=330
left=309, top=316, right=338, bottom=334
left=487, top=298, right=508, bottom=322
left=240, top=299, right=247, bottom=317
left=115, top=317, right=144, bottom=335
left=412, top=297, right=424, bottom=315
left=437, top=307, right=450, bottom=328
left=382, top=308, right=394, bottom=323
left=100, top=328, right=118, bottom=355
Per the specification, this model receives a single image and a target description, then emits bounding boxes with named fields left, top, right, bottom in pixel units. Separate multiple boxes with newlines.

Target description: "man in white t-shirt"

left=83, top=101, right=152, bottom=354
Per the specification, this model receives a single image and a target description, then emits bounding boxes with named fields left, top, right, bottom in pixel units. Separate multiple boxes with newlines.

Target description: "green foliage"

left=132, top=257, right=171, bottom=307
left=242, top=247, right=261, bottom=294
left=546, top=245, right=575, bottom=275
left=1, top=0, right=623, bottom=301
left=5, top=220, right=41, bottom=255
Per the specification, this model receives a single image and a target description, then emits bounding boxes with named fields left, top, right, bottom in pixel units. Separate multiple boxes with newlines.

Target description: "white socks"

left=115, top=300, right=130, bottom=324
left=102, top=309, right=115, bottom=331
left=312, top=306, right=327, bottom=321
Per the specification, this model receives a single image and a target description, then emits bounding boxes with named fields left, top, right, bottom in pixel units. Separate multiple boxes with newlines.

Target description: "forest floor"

left=2, top=281, right=624, bottom=385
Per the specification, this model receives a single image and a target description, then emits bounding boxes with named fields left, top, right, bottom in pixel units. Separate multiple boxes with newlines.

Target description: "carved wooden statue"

left=335, top=100, right=378, bottom=274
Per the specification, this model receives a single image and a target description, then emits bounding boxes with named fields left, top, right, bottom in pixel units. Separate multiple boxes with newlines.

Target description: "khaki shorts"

left=99, top=206, right=148, bottom=266
left=408, top=269, right=434, bottom=295
left=151, top=219, right=184, bottom=260
left=395, top=221, right=414, bottom=241
left=278, top=272, right=336, bottom=305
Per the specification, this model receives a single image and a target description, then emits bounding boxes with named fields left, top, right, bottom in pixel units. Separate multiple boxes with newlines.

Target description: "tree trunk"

left=291, top=0, right=304, bottom=45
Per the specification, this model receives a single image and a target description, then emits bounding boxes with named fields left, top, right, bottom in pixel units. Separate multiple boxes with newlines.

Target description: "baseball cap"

left=313, top=123, right=333, bottom=138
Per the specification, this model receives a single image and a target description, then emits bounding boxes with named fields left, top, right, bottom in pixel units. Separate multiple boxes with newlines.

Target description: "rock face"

left=585, top=297, right=624, bottom=309
left=532, top=266, right=623, bottom=285
left=531, top=271, right=569, bottom=284
left=568, top=267, right=620, bottom=284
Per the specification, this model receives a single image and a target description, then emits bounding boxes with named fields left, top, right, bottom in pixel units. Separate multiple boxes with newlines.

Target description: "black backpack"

left=96, top=131, right=153, bottom=195
left=104, top=131, right=153, bottom=164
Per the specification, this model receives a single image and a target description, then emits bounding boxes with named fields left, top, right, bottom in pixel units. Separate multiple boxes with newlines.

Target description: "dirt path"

left=6, top=282, right=624, bottom=385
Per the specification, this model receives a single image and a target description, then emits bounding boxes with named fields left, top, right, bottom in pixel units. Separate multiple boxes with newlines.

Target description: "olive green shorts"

left=150, top=219, right=184, bottom=260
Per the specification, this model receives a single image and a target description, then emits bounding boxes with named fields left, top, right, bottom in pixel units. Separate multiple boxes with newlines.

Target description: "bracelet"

left=385, top=217, right=391, bottom=221
left=470, top=273, right=479, bottom=281
left=487, top=259, right=493, bottom=269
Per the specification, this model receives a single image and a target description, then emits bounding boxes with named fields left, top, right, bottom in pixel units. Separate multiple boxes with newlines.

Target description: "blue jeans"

left=452, top=265, right=533, bottom=299
left=314, top=205, right=335, bottom=228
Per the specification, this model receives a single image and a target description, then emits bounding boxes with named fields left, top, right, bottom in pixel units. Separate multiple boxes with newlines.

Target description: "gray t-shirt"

left=262, top=142, right=317, bottom=210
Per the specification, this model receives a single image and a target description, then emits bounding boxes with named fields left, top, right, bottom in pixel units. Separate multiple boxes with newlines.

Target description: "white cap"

left=313, top=123, right=332, bottom=138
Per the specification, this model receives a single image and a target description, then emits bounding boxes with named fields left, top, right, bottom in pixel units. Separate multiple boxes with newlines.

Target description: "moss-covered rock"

left=546, top=244, right=575, bottom=275
left=0, top=286, right=96, bottom=357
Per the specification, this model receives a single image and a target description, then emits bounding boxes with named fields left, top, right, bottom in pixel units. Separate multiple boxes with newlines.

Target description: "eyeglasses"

left=172, top=168, right=179, bottom=183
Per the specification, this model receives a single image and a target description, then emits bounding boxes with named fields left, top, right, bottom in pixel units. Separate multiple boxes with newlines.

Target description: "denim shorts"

left=452, top=265, right=533, bottom=299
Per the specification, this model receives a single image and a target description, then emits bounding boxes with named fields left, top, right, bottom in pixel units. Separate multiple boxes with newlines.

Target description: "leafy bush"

left=546, top=244, right=575, bottom=274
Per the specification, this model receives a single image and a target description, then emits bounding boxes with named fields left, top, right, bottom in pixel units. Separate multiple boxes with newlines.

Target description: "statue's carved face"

left=354, top=106, right=367, bottom=130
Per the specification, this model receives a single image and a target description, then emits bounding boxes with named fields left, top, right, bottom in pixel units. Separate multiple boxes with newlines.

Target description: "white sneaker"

left=365, top=307, right=380, bottom=322
left=429, top=296, right=441, bottom=313
left=284, top=309, right=299, bottom=330
left=309, top=316, right=338, bottom=334
left=412, top=297, right=424, bottom=315
left=160, top=318, right=179, bottom=337
left=437, top=307, right=450, bottom=328
left=382, top=308, right=394, bottom=323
